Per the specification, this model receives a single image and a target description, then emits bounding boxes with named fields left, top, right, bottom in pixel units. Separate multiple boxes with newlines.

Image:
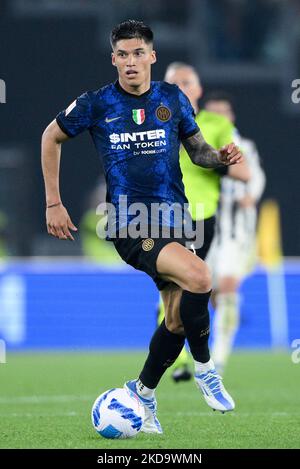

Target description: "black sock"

left=180, top=290, right=211, bottom=363
left=139, top=320, right=185, bottom=388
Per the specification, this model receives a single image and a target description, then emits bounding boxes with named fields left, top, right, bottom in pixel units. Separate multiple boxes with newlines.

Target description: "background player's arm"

left=41, top=120, right=77, bottom=240
left=227, top=162, right=250, bottom=182
left=182, top=130, right=243, bottom=169
left=244, top=142, right=266, bottom=201
left=216, top=163, right=250, bottom=182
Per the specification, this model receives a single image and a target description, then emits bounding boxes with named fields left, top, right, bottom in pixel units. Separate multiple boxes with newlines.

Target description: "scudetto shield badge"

left=132, top=109, right=145, bottom=125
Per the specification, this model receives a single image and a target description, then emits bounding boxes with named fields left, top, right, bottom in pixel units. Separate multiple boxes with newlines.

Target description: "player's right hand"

left=219, top=143, right=243, bottom=166
left=46, top=204, right=77, bottom=241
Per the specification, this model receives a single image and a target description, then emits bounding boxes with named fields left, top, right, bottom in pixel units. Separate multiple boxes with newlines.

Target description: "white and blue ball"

left=91, top=388, right=145, bottom=439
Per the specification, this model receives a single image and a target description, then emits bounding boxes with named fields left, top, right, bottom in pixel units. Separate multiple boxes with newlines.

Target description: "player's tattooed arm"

left=182, top=130, right=243, bottom=168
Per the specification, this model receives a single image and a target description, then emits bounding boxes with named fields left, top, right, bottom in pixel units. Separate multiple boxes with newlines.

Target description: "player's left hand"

left=218, top=143, right=243, bottom=166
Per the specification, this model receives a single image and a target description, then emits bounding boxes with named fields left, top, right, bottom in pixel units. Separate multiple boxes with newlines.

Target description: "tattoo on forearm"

left=182, top=131, right=223, bottom=168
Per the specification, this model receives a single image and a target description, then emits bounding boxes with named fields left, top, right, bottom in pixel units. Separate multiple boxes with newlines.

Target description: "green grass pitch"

left=0, top=351, right=299, bottom=449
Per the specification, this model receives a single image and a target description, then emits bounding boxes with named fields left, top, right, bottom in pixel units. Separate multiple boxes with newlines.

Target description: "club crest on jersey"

left=142, top=238, right=154, bottom=251
left=132, top=109, right=145, bottom=125
left=156, top=105, right=171, bottom=122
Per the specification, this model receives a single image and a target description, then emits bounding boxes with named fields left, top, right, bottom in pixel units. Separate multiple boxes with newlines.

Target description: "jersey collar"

left=114, top=80, right=152, bottom=98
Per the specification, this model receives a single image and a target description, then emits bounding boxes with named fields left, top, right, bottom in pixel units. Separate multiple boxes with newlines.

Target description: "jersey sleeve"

left=56, top=92, right=93, bottom=138
left=177, top=88, right=199, bottom=140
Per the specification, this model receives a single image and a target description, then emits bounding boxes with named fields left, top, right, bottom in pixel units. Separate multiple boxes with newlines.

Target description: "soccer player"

left=41, top=20, right=243, bottom=434
left=204, top=92, right=266, bottom=375
left=158, top=62, right=250, bottom=382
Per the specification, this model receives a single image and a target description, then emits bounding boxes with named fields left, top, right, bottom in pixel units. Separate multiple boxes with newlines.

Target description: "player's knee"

left=166, top=322, right=185, bottom=335
left=165, top=316, right=185, bottom=335
left=184, top=265, right=212, bottom=293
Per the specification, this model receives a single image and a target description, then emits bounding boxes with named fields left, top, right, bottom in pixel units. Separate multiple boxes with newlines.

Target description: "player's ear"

left=111, top=52, right=117, bottom=67
left=151, top=50, right=157, bottom=65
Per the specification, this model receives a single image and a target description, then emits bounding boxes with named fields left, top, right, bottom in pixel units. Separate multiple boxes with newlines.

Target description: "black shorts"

left=113, top=228, right=192, bottom=291
left=112, top=218, right=215, bottom=291
left=195, top=215, right=216, bottom=260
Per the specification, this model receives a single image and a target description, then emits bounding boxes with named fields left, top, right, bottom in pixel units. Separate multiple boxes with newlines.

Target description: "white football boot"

left=194, top=368, right=235, bottom=413
left=124, top=380, right=163, bottom=434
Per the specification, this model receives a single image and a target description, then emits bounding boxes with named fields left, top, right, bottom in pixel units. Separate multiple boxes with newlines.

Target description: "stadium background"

left=0, top=0, right=300, bottom=449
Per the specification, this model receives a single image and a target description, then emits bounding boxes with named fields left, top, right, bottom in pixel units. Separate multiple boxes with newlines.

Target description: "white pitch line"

left=0, top=411, right=300, bottom=418
left=0, top=395, right=95, bottom=404
left=0, top=411, right=81, bottom=417
left=174, top=411, right=297, bottom=417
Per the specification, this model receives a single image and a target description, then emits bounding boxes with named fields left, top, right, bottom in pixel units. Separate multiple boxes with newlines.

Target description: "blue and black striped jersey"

left=56, top=80, right=199, bottom=231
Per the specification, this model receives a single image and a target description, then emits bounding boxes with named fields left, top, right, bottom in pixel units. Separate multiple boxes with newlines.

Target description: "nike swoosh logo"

left=105, top=116, right=122, bottom=123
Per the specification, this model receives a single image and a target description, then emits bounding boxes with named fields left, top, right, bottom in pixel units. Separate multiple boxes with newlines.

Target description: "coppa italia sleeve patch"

left=65, top=100, right=77, bottom=116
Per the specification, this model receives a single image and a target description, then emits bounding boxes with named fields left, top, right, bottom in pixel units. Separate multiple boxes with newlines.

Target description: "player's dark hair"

left=110, top=20, right=154, bottom=48
left=203, top=91, right=234, bottom=108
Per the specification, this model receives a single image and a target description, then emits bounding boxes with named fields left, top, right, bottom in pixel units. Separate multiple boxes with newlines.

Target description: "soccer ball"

left=91, top=388, right=145, bottom=439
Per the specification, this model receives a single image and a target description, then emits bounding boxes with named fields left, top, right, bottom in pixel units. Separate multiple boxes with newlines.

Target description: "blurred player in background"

left=80, top=177, right=122, bottom=264
left=159, top=63, right=250, bottom=382
left=41, top=20, right=244, bottom=434
left=204, top=92, right=266, bottom=375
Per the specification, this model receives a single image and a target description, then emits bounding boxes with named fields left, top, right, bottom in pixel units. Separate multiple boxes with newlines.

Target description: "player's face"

left=165, top=67, right=202, bottom=108
left=112, top=38, right=156, bottom=91
left=205, top=100, right=235, bottom=123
